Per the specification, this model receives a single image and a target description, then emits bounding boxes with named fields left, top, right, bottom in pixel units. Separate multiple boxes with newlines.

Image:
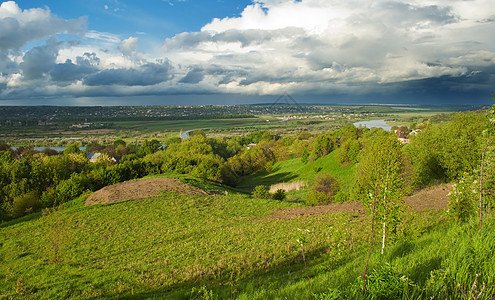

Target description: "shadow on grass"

left=0, top=211, right=42, bottom=228
left=90, top=246, right=357, bottom=300
left=237, top=170, right=298, bottom=192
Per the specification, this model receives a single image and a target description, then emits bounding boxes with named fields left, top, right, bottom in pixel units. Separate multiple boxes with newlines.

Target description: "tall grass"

left=269, top=181, right=307, bottom=193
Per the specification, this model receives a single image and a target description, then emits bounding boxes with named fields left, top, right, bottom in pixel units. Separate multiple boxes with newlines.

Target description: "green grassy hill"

left=1, top=169, right=495, bottom=298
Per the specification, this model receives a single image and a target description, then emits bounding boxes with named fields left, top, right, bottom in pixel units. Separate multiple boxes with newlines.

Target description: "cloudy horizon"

left=0, top=0, right=494, bottom=106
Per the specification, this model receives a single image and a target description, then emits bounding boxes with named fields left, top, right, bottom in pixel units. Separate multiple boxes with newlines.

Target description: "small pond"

left=353, top=119, right=392, bottom=131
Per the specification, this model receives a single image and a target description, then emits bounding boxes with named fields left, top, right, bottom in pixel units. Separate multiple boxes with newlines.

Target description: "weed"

left=191, top=285, right=215, bottom=300
left=15, top=276, right=25, bottom=296
left=41, top=207, right=72, bottom=264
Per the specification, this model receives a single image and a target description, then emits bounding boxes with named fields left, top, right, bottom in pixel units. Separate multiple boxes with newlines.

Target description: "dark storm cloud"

left=178, top=65, right=250, bottom=85
left=179, top=68, right=205, bottom=84
left=19, top=38, right=60, bottom=80
left=83, top=61, right=174, bottom=86
left=49, top=55, right=99, bottom=83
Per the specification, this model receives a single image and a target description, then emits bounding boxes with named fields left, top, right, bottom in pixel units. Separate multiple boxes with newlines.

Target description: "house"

left=409, top=129, right=421, bottom=136
left=87, top=152, right=117, bottom=164
left=87, top=152, right=101, bottom=163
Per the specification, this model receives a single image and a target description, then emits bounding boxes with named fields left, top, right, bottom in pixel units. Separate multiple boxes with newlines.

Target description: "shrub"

left=447, top=173, right=477, bottom=222
left=253, top=185, right=270, bottom=199
left=12, top=191, right=41, bottom=218
left=306, top=173, right=340, bottom=206
left=306, top=191, right=329, bottom=206
left=271, top=189, right=286, bottom=201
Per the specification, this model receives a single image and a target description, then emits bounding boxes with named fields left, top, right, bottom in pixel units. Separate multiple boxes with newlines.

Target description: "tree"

left=63, top=142, right=81, bottom=155
left=271, top=189, right=286, bottom=201
left=310, top=132, right=336, bottom=160
left=352, top=133, right=408, bottom=294
left=137, top=139, right=162, bottom=156
left=405, top=112, right=486, bottom=188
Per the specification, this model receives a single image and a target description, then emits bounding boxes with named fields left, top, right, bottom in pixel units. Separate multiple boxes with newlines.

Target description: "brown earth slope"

left=262, top=184, right=452, bottom=220
left=85, top=178, right=210, bottom=205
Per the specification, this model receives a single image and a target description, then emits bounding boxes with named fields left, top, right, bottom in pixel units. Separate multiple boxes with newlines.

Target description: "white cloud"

left=85, top=30, right=120, bottom=43
left=160, top=0, right=495, bottom=95
left=119, top=36, right=138, bottom=56
left=0, top=1, right=86, bottom=51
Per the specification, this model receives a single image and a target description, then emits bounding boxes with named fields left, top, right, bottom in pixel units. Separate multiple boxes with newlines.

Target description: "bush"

left=447, top=173, right=477, bottom=222
left=12, top=191, right=41, bottom=218
left=253, top=185, right=270, bottom=199
left=271, top=189, right=286, bottom=201
left=306, top=173, right=340, bottom=206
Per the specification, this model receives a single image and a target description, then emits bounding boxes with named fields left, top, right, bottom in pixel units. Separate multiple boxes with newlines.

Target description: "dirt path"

left=262, top=184, right=452, bottom=220
left=85, top=178, right=210, bottom=205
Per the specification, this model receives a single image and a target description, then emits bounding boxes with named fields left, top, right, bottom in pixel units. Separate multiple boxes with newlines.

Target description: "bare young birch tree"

left=352, top=132, right=407, bottom=294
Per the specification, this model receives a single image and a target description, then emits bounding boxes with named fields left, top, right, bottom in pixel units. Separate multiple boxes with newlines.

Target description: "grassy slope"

left=1, top=178, right=495, bottom=299
left=238, top=151, right=357, bottom=202
left=0, top=185, right=364, bottom=299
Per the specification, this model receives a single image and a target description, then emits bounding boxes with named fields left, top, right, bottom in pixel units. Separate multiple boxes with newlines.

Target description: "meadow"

left=1, top=174, right=493, bottom=299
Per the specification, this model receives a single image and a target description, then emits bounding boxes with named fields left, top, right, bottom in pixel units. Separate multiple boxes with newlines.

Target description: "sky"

left=0, top=0, right=494, bottom=106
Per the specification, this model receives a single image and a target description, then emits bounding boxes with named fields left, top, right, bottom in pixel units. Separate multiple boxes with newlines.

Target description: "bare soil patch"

left=261, top=184, right=452, bottom=220
left=404, top=183, right=452, bottom=211
left=262, top=200, right=365, bottom=221
left=85, top=178, right=210, bottom=205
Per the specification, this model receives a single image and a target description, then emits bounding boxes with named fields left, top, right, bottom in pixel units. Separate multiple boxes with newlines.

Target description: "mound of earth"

left=85, top=178, right=210, bottom=205
left=261, top=184, right=452, bottom=220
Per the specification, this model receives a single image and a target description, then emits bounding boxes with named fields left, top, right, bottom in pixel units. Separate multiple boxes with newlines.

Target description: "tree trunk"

left=381, top=222, right=386, bottom=255
left=362, top=192, right=377, bottom=294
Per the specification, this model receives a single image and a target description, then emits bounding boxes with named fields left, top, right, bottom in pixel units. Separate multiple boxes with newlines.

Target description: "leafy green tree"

left=448, top=172, right=477, bottom=222
left=477, top=96, right=495, bottom=229
left=405, top=111, right=486, bottom=187
left=301, top=148, right=309, bottom=164
left=352, top=133, right=408, bottom=293
left=311, top=132, right=336, bottom=160
left=12, top=191, right=41, bottom=218
left=113, top=139, right=126, bottom=147
left=63, top=142, right=81, bottom=155
left=138, top=139, right=162, bottom=156
left=272, top=189, right=286, bottom=201
left=335, top=138, right=361, bottom=165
